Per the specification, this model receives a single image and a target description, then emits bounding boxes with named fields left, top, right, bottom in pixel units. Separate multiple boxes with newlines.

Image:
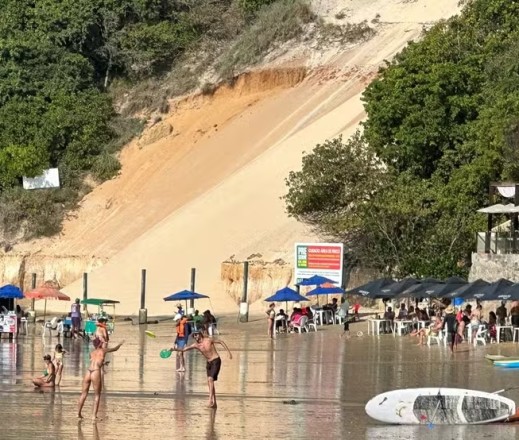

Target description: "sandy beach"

left=2, top=316, right=519, bottom=439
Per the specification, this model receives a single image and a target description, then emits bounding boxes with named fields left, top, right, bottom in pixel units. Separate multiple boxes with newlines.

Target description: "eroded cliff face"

left=221, top=259, right=294, bottom=305
left=0, top=253, right=106, bottom=292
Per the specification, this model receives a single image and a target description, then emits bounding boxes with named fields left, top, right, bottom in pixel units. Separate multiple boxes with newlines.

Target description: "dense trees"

left=285, top=0, right=519, bottom=278
left=0, top=0, right=285, bottom=241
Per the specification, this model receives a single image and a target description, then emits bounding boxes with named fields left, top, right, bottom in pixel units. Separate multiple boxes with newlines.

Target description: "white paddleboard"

left=365, top=388, right=516, bottom=425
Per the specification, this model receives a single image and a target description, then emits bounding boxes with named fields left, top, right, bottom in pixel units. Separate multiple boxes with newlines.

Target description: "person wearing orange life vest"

left=174, top=314, right=192, bottom=372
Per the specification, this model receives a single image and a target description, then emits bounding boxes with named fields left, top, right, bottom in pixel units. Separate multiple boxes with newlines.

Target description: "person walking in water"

left=78, top=339, right=124, bottom=420
left=171, top=330, right=232, bottom=408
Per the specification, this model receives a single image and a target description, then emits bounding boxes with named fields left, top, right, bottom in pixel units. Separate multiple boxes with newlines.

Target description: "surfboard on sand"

left=486, top=354, right=519, bottom=362
left=365, top=388, right=516, bottom=425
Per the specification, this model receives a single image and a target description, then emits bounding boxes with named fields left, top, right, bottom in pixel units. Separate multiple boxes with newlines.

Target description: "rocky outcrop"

left=0, top=253, right=106, bottom=291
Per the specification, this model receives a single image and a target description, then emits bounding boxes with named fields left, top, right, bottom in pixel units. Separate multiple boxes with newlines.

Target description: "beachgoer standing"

left=442, top=306, right=458, bottom=352
left=53, top=344, right=67, bottom=386
left=78, top=339, right=124, bottom=420
left=70, top=298, right=82, bottom=339
left=339, top=297, right=350, bottom=338
left=174, top=315, right=191, bottom=372
left=171, top=330, right=232, bottom=408
left=32, top=354, right=56, bottom=388
left=266, top=303, right=275, bottom=338
left=496, top=301, right=508, bottom=326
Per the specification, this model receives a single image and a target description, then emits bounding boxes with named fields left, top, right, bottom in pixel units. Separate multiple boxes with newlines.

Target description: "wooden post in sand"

left=239, top=261, right=249, bottom=323
left=139, top=269, right=148, bottom=324
left=190, top=268, right=196, bottom=310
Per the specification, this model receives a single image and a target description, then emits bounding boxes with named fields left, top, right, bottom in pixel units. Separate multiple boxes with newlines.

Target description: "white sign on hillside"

left=23, top=168, right=60, bottom=190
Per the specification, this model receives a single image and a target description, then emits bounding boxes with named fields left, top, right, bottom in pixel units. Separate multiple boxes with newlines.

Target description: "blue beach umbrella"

left=163, top=289, right=210, bottom=312
left=307, top=285, right=345, bottom=307
left=307, top=286, right=345, bottom=296
left=163, top=290, right=209, bottom=301
left=465, top=278, right=514, bottom=301
left=0, top=284, right=23, bottom=299
left=265, top=287, right=310, bottom=311
left=265, top=287, right=309, bottom=303
left=297, top=275, right=337, bottom=286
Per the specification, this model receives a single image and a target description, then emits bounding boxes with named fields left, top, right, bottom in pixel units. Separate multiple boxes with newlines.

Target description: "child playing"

left=52, top=343, right=67, bottom=386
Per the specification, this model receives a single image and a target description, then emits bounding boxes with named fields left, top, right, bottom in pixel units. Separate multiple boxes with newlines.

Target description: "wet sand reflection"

left=0, top=319, right=518, bottom=438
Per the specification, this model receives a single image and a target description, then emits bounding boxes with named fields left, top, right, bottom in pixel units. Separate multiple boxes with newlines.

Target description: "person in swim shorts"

left=171, top=330, right=232, bottom=408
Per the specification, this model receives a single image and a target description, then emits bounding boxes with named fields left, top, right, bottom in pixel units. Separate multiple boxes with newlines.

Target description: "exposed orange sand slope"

left=40, top=0, right=460, bottom=316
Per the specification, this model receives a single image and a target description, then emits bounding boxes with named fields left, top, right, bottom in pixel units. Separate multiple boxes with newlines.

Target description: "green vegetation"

left=0, top=0, right=322, bottom=243
left=285, top=0, right=519, bottom=279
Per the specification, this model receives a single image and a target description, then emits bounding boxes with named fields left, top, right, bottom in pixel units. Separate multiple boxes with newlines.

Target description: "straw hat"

left=445, top=306, right=454, bottom=314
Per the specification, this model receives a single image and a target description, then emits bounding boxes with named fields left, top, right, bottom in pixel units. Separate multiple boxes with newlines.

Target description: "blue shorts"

left=176, top=339, right=187, bottom=349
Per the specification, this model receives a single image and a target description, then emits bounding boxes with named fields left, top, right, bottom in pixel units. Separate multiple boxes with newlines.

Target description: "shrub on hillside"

left=218, top=0, right=315, bottom=79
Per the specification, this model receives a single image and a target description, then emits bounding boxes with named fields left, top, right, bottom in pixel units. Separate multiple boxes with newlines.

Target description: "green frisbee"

left=160, top=349, right=172, bottom=359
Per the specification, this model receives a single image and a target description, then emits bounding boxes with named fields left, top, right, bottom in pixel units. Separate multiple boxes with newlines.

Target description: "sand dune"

left=28, top=0, right=461, bottom=316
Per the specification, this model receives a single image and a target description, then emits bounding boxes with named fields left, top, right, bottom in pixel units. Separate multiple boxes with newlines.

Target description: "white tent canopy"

left=477, top=204, right=519, bottom=214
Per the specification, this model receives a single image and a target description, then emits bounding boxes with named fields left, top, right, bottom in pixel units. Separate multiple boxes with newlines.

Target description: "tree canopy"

left=0, top=0, right=281, bottom=241
left=285, top=0, right=519, bottom=279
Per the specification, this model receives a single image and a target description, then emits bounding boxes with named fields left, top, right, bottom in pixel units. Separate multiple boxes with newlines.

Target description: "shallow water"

left=1, top=318, right=519, bottom=439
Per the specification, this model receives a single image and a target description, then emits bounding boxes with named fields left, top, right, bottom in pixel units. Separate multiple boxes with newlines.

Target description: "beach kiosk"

left=80, top=298, right=120, bottom=336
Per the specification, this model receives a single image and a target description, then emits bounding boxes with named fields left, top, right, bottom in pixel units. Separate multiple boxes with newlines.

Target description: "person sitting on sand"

left=78, top=339, right=124, bottom=420
left=32, top=354, right=56, bottom=388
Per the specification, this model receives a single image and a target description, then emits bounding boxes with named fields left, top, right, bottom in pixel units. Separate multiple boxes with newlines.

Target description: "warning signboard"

left=294, top=243, right=344, bottom=285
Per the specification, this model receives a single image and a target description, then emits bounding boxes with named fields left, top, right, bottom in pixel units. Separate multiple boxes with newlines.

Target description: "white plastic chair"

left=334, top=312, right=344, bottom=325
left=473, top=325, right=488, bottom=346
left=427, top=328, right=446, bottom=346
left=307, top=318, right=317, bottom=332
left=208, top=319, right=219, bottom=336
left=42, top=317, right=62, bottom=337
left=293, top=316, right=308, bottom=333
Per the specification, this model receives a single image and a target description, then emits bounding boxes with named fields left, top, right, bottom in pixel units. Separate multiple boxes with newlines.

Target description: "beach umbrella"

left=384, top=278, right=420, bottom=296
left=465, top=278, right=514, bottom=301
left=265, top=287, right=310, bottom=311
left=163, top=289, right=209, bottom=311
left=0, top=284, right=23, bottom=299
left=425, top=277, right=467, bottom=298
left=265, top=287, right=309, bottom=303
left=496, top=283, right=519, bottom=301
left=397, top=278, right=444, bottom=298
left=307, top=286, right=345, bottom=296
left=24, top=285, right=71, bottom=321
left=346, top=278, right=396, bottom=299
left=443, top=279, right=490, bottom=300
left=307, top=286, right=345, bottom=306
left=297, top=275, right=337, bottom=286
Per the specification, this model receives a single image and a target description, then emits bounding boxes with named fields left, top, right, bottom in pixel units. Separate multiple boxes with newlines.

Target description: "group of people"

left=266, top=297, right=360, bottom=337
left=383, top=300, right=519, bottom=352
left=29, top=297, right=234, bottom=415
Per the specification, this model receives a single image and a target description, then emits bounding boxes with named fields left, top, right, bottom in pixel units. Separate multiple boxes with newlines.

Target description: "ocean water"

left=1, top=318, right=518, bottom=439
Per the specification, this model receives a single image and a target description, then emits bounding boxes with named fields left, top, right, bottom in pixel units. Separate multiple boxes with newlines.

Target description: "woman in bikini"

left=32, top=354, right=56, bottom=388
left=78, top=338, right=124, bottom=420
